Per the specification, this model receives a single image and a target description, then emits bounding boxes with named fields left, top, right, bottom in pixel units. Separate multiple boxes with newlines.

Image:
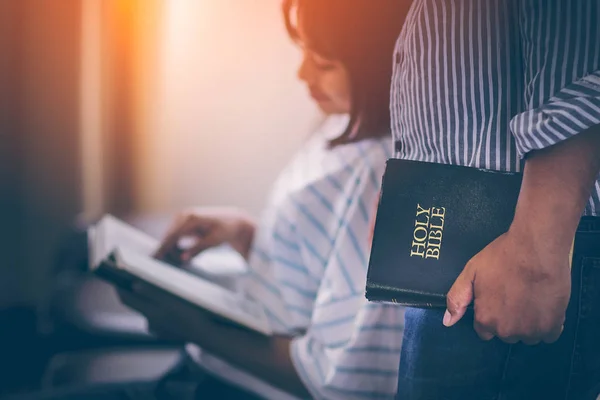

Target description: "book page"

left=88, top=225, right=97, bottom=270
left=103, top=215, right=158, bottom=254
left=114, top=247, right=271, bottom=335
left=90, top=215, right=158, bottom=269
left=192, top=245, right=247, bottom=275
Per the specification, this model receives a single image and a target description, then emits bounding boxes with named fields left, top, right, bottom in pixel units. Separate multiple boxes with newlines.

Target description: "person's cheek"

left=323, top=77, right=341, bottom=108
left=339, top=78, right=352, bottom=111
left=332, top=75, right=350, bottom=112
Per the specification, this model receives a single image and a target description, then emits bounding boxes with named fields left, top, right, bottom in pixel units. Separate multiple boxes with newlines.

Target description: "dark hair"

left=283, top=0, right=408, bottom=146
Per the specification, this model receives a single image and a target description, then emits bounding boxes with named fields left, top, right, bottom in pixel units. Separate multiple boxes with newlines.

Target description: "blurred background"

left=0, top=0, right=319, bottom=310
left=0, top=0, right=319, bottom=394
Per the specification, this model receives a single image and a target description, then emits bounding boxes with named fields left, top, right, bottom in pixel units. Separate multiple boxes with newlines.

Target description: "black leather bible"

left=366, top=159, right=523, bottom=308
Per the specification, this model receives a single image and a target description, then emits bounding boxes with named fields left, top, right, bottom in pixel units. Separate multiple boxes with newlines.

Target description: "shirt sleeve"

left=509, top=0, right=600, bottom=157
left=288, top=145, right=405, bottom=400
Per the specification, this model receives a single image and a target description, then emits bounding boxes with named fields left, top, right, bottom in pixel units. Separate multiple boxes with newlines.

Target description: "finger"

left=154, top=217, right=194, bottom=259
left=542, top=325, right=564, bottom=344
left=154, top=215, right=202, bottom=259
left=491, top=326, right=520, bottom=344
left=153, top=213, right=187, bottom=258
left=520, top=325, right=546, bottom=346
left=473, top=322, right=495, bottom=341
left=180, top=235, right=220, bottom=262
left=163, top=247, right=185, bottom=267
left=153, top=223, right=186, bottom=260
left=499, top=336, right=520, bottom=344
left=522, top=337, right=541, bottom=346
left=444, top=265, right=475, bottom=327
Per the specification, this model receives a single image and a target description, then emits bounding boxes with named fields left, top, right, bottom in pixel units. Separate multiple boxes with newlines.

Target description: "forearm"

left=191, top=321, right=310, bottom=398
left=511, top=124, right=600, bottom=255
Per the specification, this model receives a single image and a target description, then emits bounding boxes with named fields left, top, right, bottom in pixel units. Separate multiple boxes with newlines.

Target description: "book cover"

left=366, top=159, right=523, bottom=307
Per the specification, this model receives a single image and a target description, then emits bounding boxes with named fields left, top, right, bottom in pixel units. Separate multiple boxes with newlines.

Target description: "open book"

left=88, top=215, right=272, bottom=335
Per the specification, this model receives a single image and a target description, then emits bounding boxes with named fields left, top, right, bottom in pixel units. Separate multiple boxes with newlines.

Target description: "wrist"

left=231, top=217, right=256, bottom=258
left=508, top=214, right=575, bottom=271
left=511, top=190, right=579, bottom=247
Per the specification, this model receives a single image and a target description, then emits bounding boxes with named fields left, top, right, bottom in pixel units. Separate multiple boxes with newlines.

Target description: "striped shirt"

left=230, top=115, right=404, bottom=399
left=391, top=0, right=600, bottom=215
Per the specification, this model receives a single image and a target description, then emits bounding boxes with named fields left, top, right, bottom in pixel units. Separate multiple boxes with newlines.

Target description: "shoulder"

left=327, top=136, right=393, bottom=178
left=299, top=130, right=392, bottom=194
left=285, top=136, right=391, bottom=222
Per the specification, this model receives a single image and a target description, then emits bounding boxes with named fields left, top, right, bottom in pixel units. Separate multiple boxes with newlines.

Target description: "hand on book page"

left=154, top=207, right=256, bottom=264
left=110, top=247, right=271, bottom=335
left=444, top=229, right=570, bottom=346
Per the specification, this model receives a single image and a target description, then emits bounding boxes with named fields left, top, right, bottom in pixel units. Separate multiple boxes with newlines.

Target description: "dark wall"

left=0, top=0, right=83, bottom=308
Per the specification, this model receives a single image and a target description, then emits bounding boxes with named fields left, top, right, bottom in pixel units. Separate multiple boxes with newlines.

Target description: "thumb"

left=443, top=265, right=475, bottom=327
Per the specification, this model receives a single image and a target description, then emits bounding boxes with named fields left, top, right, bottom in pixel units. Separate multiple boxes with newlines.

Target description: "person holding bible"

left=7, top=1, right=409, bottom=399
left=389, top=0, right=600, bottom=399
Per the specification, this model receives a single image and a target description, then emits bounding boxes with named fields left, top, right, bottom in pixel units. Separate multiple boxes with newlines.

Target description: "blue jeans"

left=396, top=217, right=600, bottom=400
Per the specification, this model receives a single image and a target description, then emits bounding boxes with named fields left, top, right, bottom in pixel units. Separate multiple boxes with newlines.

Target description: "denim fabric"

left=396, top=217, right=600, bottom=400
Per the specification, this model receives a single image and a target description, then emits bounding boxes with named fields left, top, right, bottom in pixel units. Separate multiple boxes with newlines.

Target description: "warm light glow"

left=79, top=0, right=319, bottom=216
left=80, top=0, right=106, bottom=219
left=135, top=0, right=318, bottom=214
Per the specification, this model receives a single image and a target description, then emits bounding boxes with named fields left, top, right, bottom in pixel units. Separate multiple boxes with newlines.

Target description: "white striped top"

left=391, top=0, right=600, bottom=215
left=236, top=115, right=405, bottom=399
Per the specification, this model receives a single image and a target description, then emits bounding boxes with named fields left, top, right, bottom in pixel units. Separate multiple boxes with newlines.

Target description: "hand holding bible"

left=444, top=226, right=570, bottom=345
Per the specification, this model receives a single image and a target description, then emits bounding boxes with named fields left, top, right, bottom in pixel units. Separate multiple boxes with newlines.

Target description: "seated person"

left=10, top=1, right=409, bottom=399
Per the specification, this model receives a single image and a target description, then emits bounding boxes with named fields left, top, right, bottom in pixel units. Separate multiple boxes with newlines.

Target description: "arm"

left=509, top=0, right=600, bottom=244
left=120, top=285, right=310, bottom=398
left=444, top=0, right=600, bottom=343
left=187, top=319, right=311, bottom=398
left=511, top=125, right=600, bottom=258
left=126, top=281, right=404, bottom=400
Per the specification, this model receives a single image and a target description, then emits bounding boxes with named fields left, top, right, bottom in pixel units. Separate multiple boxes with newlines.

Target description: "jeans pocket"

left=568, top=257, right=600, bottom=400
left=579, top=257, right=600, bottom=321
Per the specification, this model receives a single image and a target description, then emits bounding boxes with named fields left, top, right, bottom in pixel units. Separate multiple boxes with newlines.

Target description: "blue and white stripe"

left=239, top=115, right=404, bottom=399
left=391, top=0, right=600, bottom=215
